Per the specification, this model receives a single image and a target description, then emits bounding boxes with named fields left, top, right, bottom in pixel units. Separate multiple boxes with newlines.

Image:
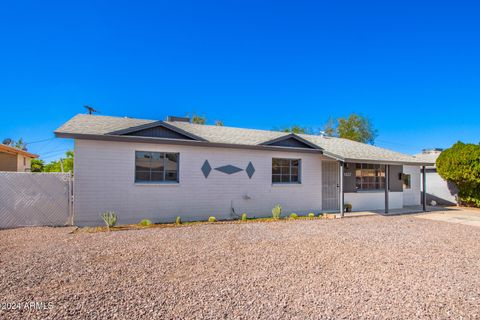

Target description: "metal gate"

left=322, top=161, right=339, bottom=211
left=0, top=172, right=73, bottom=228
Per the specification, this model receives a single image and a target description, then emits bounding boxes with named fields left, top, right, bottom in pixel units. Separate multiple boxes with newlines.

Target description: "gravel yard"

left=1, top=215, right=480, bottom=319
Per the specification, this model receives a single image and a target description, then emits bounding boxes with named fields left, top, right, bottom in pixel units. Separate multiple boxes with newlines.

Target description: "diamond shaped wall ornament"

left=246, top=162, right=255, bottom=179
left=201, top=160, right=212, bottom=178
left=214, top=165, right=243, bottom=175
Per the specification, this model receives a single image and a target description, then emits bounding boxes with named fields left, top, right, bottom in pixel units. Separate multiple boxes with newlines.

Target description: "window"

left=272, top=158, right=301, bottom=184
left=403, top=174, right=411, bottom=189
left=355, top=163, right=385, bottom=191
left=135, top=151, right=179, bottom=183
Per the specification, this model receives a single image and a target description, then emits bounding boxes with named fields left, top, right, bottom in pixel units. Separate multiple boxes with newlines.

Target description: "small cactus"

left=241, top=213, right=247, bottom=221
left=139, top=219, right=152, bottom=226
left=271, top=204, right=282, bottom=219
left=101, top=211, right=117, bottom=230
left=308, top=213, right=315, bottom=218
left=290, top=213, right=298, bottom=219
left=208, top=216, right=217, bottom=222
left=176, top=216, right=182, bottom=225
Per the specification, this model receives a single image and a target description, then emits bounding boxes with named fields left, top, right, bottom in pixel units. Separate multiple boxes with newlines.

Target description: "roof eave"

left=342, top=158, right=435, bottom=166
left=0, top=144, right=39, bottom=158
left=55, top=132, right=325, bottom=154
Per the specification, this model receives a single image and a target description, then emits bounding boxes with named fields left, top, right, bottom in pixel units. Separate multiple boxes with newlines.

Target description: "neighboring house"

left=0, top=144, right=38, bottom=172
left=55, top=114, right=433, bottom=226
left=414, top=149, right=458, bottom=205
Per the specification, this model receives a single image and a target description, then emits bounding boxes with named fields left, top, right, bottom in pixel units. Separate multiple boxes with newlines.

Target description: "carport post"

left=339, top=161, right=344, bottom=217
left=422, top=166, right=427, bottom=212
left=384, top=165, right=389, bottom=214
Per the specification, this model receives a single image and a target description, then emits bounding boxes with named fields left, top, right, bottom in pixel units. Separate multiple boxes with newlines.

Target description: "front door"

left=322, top=161, right=340, bottom=211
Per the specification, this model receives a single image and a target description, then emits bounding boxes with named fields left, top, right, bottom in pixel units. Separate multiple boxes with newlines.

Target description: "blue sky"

left=1, top=0, right=479, bottom=162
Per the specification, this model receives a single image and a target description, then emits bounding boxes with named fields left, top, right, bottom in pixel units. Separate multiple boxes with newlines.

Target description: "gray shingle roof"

left=56, top=114, right=433, bottom=165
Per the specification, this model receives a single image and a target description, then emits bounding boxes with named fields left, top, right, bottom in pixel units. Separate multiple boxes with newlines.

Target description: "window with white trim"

left=272, top=158, right=301, bottom=184
left=135, top=151, right=179, bottom=183
left=355, top=163, right=385, bottom=191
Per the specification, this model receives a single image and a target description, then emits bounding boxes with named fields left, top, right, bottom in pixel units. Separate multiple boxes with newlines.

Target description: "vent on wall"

left=166, top=116, right=190, bottom=123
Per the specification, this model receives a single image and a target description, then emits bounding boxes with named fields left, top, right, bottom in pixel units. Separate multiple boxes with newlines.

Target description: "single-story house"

left=414, top=149, right=458, bottom=205
left=55, top=114, right=434, bottom=226
left=0, top=144, right=38, bottom=172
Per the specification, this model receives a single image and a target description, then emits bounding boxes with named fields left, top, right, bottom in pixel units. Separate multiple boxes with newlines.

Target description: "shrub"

left=139, top=219, right=152, bottom=226
left=101, top=211, right=117, bottom=230
left=271, top=204, right=282, bottom=219
left=241, top=213, right=247, bottom=221
left=290, top=213, right=298, bottom=219
left=344, top=203, right=352, bottom=212
left=437, top=142, right=480, bottom=207
left=308, top=212, right=315, bottom=218
left=176, top=216, right=182, bottom=225
left=208, top=216, right=217, bottom=222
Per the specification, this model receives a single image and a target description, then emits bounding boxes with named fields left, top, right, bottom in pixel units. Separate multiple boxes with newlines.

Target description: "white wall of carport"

left=403, top=165, right=421, bottom=206
left=74, top=139, right=325, bottom=226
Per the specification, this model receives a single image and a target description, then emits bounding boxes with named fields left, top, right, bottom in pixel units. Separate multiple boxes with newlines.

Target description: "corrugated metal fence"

left=0, top=172, right=73, bottom=229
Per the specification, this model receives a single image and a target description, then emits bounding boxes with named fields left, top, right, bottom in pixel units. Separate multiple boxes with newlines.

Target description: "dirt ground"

left=1, top=213, right=480, bottom=319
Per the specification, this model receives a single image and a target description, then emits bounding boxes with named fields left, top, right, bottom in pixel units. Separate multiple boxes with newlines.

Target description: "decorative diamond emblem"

left=246, top=162, right=255, bottom=179
left=201, top=160, right=212, bottom=178
left=214, top=165, right=243, bottom=175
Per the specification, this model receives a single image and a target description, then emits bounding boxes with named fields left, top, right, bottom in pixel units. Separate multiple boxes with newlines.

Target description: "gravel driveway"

left=1, top=215, right=480, bottom=319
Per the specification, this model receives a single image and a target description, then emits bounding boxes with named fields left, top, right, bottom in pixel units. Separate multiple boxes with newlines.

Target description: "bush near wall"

left=436, top=142, right=480, bottom=207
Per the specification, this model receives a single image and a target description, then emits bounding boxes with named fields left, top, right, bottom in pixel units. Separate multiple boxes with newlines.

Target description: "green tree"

left=281, top=125, right=309, bottom=134
left=214, top=120, right=224, bottom=126
left=323, top=113, right=377, bottom=144
left=191, top=114, right=206, bottom=125
left=30, top=159, right=45, bottom=172
left=436, top=142, right=480, bottom=207
left=44, top=150, right=74, bottom=173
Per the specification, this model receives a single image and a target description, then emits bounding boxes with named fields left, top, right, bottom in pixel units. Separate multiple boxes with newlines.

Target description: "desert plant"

left=101, top=211, right=117, bottom=230
left=271, top=204, right=282, bottom=219
left=208, top=216, right=217, bottom=222
left=176, top=216, right=182, bottom=225
left=290, top=213, right=298, bottom=219
left=344, top=203, right=352, bottom=212
left=139, top=219, right=152, bottom=226
left=308, top=212, right=315, bottom=218
left=241, top=213, right=247, bottom=221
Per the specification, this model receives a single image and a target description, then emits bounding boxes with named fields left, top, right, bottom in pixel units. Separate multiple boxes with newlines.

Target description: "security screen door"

left=322, top=161, right=340, bottom=211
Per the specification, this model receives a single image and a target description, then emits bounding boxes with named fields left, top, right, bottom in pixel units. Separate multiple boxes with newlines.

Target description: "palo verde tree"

left=436, top=142, right=480, bottom=207
left=323, top=113, right=377, bottom=144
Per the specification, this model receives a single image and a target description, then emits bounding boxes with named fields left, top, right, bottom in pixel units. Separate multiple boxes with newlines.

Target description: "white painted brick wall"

left=74, top=139, right=324, bottom=226
left=403, top=165, right=421, bottom=206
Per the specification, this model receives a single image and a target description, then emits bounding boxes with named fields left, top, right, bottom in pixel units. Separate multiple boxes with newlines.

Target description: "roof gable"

left=260, top=134, right=322, bottom=150
left=108, top=121, right=206, bottom=141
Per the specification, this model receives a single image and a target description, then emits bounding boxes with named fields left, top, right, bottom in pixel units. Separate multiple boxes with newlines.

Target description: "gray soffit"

left=214, top=165, right=243, bottom=175
left=260, top=133, right=322, bottom=150
left=108, top=121, right=207, bottom=141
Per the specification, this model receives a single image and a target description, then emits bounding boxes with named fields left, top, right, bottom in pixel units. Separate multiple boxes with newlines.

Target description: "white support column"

left=339, top=161, right=344, bottom=217
left=422, top=166, right=427, bottom=211
left=385, top=165, right=389, bottom=214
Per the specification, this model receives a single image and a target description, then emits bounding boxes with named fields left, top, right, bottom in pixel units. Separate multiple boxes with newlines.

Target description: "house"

left=414, top=149, right=458, bottom=205
left=0, top=144, right=38, bottom=172
left=55, top=114, right=434, bottom=226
